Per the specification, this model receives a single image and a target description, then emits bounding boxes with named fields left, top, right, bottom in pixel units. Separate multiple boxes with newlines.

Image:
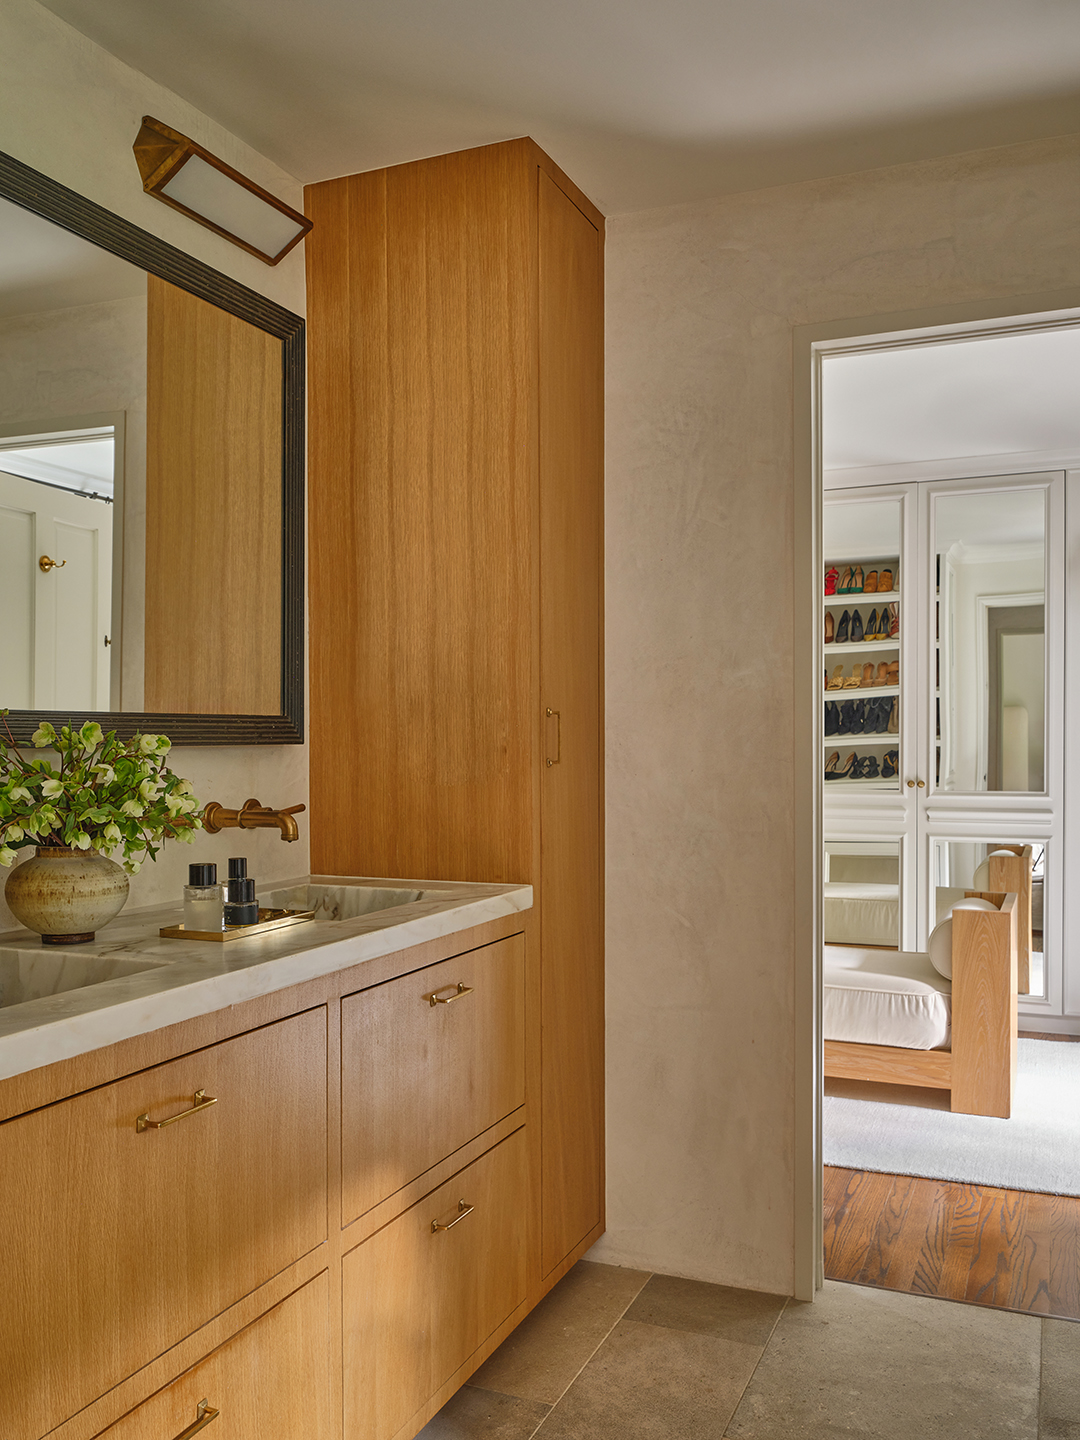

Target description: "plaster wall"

left=597, top=133, right=1080, bottom=1294
left=0, top=0, right=310, bottom=923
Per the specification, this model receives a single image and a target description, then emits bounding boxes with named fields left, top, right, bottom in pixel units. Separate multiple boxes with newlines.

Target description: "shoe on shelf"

left=824, top=701, right=840, bottom=736
left=850, top=609, right=865, bottom=643
left=843, top=665, right=862, bottom=688
left=838, top=700, right=854, bottom=734
left=833, top=752, right=859, bottom=780
left=835, top=609, right=851, bottom=644
left=886, top=661, right=899, bottom=687
left=864, top=569, right=878, bottom=593
left=858, top=754, right=881, bottom=779
left=887, top=697, right=899, bottom=733
left=865, top=608, right=878, bottom=641
left=879, top=569, right=894, bottom=593
left=825, top=566, right=839, bottom=596
left=824, top=750, right=841, bottom=779
left=849, top=700, right=866, bottom=735
left=873, top=699, right=891, bottom=733
left=852, top=565, right=864, bottom=592
left=825, top=612, right=834, bottom=644
left=873, top=662, right=889, bottom=686
left=838, top=567, right=853, bottom=593
left=861, top=662, right=875, bottom=687
left=827, top=664, right=845, bottom=690
left=882, top=749, right=898, bottom=779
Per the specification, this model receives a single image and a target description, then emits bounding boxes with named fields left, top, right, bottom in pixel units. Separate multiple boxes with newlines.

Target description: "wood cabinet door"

left=2, top=1009, right=328, bottom=1440
left=342, top=1128, right=527, bottom=1440
left=538, top=169, right=605, bottom=1275
left=93, top=1273, right=331, bottom=1440
left=341, top=935, right=525, bottom=1224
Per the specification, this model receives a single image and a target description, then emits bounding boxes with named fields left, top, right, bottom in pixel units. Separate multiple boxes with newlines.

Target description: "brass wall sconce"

left=132, top=116, right=312, bottom=265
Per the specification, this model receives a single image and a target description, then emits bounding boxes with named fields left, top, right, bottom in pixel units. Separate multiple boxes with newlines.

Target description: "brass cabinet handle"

left=136, top=1089, right=217, bottom=1132
left=173, top=1399, right=219, bottom=1440
left=39, top=554, right=66, bottom=573
left=545, top=707, right=561, bottom=767
left=907, top=779, right=915, bottom=788
left=431, top=1199, right=474, bottom=1233
left=906, top=778, right=926, bottom=789
left=425, top=982, right=474, bottom=1008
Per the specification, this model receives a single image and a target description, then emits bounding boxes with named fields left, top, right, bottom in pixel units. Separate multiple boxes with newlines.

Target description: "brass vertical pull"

left=431, top=1199, right=474, bottom=1233
left=136, top=1089, right=217, bottom=1132
left=545, top=708, right=561, bottom=767
left=173, top=1399, right=219, bottom=1440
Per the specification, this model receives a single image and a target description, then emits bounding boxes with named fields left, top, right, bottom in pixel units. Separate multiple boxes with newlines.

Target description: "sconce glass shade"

left=133, top=117, right=311, bottom=266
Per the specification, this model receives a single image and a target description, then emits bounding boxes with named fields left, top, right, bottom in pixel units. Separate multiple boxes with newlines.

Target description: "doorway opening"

left=810, top=312, right=1080, bottom=1319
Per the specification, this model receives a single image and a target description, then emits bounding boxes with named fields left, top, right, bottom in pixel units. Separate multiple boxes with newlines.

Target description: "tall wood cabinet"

left=305, top=139, right=604, bottom=1288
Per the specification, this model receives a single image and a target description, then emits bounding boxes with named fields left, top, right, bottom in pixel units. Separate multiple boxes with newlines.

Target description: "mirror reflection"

left=823, top=840, right=901, bottom=948
left=935, top=488, right=1045, bottom=793
left=933, top=839, right=1044, bottom=997
left=0, top=193, right=283, bottom=717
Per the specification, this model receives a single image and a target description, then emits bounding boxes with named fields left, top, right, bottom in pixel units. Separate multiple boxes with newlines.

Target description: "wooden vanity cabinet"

left=306, top=136, right=605, bottom=1294
left=2, top=913, right=542, bottom=1440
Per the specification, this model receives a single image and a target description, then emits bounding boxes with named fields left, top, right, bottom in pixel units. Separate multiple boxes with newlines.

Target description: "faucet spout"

left=202, top=798, right=306, bottom=842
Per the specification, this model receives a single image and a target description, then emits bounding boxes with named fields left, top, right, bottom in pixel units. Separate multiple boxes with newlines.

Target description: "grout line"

left=720, top=1297, right=792, bottom=1440
left=527, top=1268, right=657, bottom=1433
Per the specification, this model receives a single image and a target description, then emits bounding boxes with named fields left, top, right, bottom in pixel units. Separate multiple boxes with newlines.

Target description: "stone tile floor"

left=418, top=1261, right=1080, bottom=1439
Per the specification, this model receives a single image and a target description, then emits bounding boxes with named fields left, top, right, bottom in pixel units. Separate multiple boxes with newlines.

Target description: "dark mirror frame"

left=0, top=148, right=304, bottom=746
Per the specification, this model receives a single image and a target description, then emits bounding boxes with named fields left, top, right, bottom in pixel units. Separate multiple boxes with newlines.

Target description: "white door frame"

left=791, top=290, right=1080, bottom=1301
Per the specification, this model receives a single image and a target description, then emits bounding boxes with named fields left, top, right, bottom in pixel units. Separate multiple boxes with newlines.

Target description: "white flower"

left=79, top=722, right=103, bottom=751
left=103, top=823, right=122, bottom=844
left=176, top=779, right=194, bottom=796
left=92, top=765, right=116, bottom=785
left=30, top=723, right=56, bottom=748
left=120, top=799, right=144, bottom=817
left=178, top=828, right=196, bottom=844
left=0, top=846, right=17, bottom=867
left=124, top=859, right=142, bottom=875
left=41, top=779, right=63, bottom=798
left=5, top=826, right=24, bottom=843
left=138, top=734, right=160, bottom=756
left=8, top=786, right=32, bottom=803
left=72, top=832, right=92, bottom=850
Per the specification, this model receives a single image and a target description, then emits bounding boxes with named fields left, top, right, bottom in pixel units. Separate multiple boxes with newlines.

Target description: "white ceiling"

left=0, top=196, right=145, bottom=319
left=37, top=0, right=1080, bottom=212
left=823, top=326, right=1080, bottom=472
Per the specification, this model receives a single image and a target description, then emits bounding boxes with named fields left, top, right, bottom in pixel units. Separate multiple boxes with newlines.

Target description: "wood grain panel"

left=987, top=846, right=1033, bottom=994
left=342, top=1129, right=528, bottom=1440
left=824, top=1040, right=953, bottom=1089
left=341, top=936, right=525, bottom=1224
left=2, top=1008, right=327, bottom=1440
left=537, top=170, right=604, bottom=1276
left=306, top=143, right=535, bottom=884
left=93, top=1273, right=331, bottom=1440
left=144, top=276, right=282, bottom=714
left=951, top=896, right=1017, bottom=1117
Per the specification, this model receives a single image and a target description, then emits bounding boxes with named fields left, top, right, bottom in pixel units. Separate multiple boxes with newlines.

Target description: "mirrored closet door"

left=823, top=470, right=1064, bottom=1001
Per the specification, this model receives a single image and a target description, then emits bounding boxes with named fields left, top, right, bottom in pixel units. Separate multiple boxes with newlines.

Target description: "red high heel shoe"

left=825, top=566, right=839, bottom=596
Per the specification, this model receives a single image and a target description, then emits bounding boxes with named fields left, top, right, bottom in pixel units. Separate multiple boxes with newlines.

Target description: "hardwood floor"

left=824, top=1166, right=1080, bottom=1320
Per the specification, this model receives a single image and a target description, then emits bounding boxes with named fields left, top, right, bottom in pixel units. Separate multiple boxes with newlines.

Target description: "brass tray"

left=159, top=907, right=316, bottom=942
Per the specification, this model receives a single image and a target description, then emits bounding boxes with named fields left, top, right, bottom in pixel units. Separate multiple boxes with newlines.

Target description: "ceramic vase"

left=5, top=846, right=129, bottom=944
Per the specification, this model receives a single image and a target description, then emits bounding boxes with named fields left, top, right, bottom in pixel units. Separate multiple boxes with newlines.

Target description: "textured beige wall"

left=0, top=1, right=310, bottom=923
left=595, top=134, right=1080, bottom=1294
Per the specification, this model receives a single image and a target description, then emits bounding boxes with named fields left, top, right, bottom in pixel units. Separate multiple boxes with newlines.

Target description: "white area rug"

left=823, top=1039, right=1080, bottom=1196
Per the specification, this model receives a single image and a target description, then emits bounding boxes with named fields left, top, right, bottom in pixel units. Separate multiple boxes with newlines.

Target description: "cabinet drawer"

left=341, top=934, right=524, bottom=1223
left=342, top=1127, right=527, bottom=1440
left=94, top=1272, right=331, bottom=1440
left=2, top=1008, right=327, bottom=1440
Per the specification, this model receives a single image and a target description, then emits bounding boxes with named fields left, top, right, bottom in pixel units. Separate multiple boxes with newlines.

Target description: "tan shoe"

left=864, top=569, right=879, bottom=593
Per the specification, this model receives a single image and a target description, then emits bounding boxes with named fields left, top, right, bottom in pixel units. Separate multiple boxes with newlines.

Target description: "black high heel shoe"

left=824, top=701, right=839, bottom=736
left=857, top=754, right=880, bottom=779
left=825, top=751, right=859, bottom=780
left=849, top=700, right=865, bottom=735
left=838, top=700, right=854, bottom=735
left=850, top=609, right=865, bottom=643
left=834, top=609, right=850, bottom=645
left=865, top=608, right=878, bottom=642
left=882, top=749, right=898, bottom=779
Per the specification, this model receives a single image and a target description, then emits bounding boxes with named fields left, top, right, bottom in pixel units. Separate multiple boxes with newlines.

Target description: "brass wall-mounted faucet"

left=202, top=798, right=306, bottom=842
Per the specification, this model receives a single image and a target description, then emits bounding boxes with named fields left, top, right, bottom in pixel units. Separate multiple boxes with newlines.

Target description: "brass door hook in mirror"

left=202, top=798, right=306, bottom=842
left=38, top=554, right=66, bottom=573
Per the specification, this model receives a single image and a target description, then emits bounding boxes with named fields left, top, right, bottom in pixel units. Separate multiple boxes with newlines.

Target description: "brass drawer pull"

left=136, top=1089, right=218, bottom=1132
left=431, top=1199, right=474, bottom=1233
left=545, top=707, right=561, bottom=766
left=425, top=982, right=474, bottom=1007
left=173, top=1399, right=219, bottom=1440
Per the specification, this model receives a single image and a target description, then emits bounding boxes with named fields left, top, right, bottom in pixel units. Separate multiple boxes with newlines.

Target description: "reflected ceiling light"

left=133, top=116, right=312, bottom=266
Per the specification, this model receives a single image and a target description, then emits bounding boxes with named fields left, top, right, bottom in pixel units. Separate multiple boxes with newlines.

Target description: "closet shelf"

left=825, top=684, right=900, bottom=698
left=824, top=590, right=898, bottom=606
left=826, top=640, right=899, bottom=653
left=823, top=778, right=900, bottom=790
left=824, top=732, right=900, bottom=744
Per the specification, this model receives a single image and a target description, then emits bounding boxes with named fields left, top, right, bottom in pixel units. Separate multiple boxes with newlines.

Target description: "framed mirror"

left=0, top=148, right=304, bottom=745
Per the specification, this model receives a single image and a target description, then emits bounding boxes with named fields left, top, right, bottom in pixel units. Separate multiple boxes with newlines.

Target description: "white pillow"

left=927, top=898, right=999, bottom=979
left=971, top=849, right=1017, bottom=891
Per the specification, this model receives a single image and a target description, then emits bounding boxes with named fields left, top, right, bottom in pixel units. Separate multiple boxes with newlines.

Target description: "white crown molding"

left=824, top=449, right=1080, bottom=490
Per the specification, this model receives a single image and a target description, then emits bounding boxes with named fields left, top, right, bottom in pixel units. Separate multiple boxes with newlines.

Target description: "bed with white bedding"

left=822, top=883, right=900, bottom=947
left=823, top=945, right=950, bottom=1050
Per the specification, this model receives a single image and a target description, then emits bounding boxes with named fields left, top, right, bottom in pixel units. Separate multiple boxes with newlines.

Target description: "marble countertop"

left=0, top=875, right=532, bottom=1082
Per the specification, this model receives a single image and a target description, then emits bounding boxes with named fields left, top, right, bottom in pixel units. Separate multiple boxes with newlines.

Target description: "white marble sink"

left=0, top=948, right=170, bottom=1010
left=259, top=881, right=446, bottom=920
